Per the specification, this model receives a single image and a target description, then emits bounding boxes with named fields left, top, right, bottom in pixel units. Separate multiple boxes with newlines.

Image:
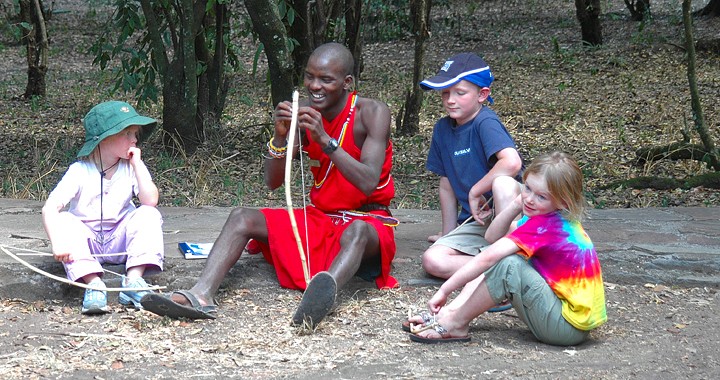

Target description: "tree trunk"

left=575, top=0, right=603, bottom=45
left=397, top=0, right=431, bottom=136
left=634, top=0, right=719, bottom=171
left=210, top=3, right=229, bottom=119
left=19, top=0, right=48, bottom=98
left=245, top=0, right=296, bottom=106
left=682, top=0, right=718, bottom=170
left=697, top=0, right=720, bottom=17
left=163, top=59, right=203, bottom=153
left=623, top=0, right=651, bottom=21
left=160, top=0, right=204, bottom=154
left=289, top=0, right=312, bottom=80
left=345, top=0, right=363, bottom=81
left=198, top=2, right=230, bottom=129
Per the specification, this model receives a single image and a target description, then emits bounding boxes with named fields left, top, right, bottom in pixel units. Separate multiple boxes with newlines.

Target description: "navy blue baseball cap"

left=420, top=53, right=494, bottom=102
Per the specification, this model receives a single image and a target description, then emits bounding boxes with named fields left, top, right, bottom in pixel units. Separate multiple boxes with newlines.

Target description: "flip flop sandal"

left=401, top=310, right=435, bottom=332
left=409, top=323, right=471, bottom=344
left=292, top=271, right=337, bottom=328
left=140, top=290, right=217, bottom=320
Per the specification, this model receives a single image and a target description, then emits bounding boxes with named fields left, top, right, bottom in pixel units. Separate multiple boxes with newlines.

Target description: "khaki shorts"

left=431, top=221, right=490, bottom=256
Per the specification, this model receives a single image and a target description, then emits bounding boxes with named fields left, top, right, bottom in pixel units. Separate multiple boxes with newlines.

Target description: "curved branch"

left=139, top=0, right=169, bottom=75
left=635, top=141, right=719, bottom=170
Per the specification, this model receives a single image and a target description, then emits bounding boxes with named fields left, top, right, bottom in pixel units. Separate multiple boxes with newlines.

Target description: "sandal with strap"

left=140, top=290, right=217, bottom=320
left=401, top=310, right=435, bottom=332
left=409, top=323, right=471, bottom=344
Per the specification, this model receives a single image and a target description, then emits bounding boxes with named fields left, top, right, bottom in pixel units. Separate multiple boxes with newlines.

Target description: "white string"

left=297, top=117, right=311, bottom=277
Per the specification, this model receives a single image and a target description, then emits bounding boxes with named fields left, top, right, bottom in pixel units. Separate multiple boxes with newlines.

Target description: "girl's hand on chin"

left=127, top=147, right=142, bottom=162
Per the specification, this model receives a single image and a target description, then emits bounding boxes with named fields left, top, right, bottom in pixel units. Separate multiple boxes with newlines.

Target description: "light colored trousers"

left=56, top=206, right=164, bottom=282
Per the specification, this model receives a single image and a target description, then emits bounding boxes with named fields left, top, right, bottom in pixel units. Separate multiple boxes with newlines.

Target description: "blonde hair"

left=522, top=151, right=586, bottom=221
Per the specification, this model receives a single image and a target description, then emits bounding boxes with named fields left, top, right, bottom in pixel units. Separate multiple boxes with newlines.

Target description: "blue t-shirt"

left=426, top=107, right=519, bottom=224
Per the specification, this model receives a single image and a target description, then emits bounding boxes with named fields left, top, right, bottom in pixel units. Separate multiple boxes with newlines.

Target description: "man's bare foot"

left=170, top=291, right=212, bottom=308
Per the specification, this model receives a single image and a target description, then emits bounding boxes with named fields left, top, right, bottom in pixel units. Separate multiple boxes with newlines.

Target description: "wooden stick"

left=283, top=90, right=311, bottom=286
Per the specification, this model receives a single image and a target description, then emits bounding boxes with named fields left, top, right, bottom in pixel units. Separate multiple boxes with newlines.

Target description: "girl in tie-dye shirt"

left=408, top=151, right=607, bottom=346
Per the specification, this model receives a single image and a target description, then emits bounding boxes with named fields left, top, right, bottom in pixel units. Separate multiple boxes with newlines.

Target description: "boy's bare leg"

left=422, top=246, right=473, bottom=279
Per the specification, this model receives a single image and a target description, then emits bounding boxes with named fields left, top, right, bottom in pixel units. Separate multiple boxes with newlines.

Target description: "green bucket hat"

left=77, top=101, right=157, bottom=157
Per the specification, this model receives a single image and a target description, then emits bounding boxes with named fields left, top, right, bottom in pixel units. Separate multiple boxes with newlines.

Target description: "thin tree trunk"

left=696, top=0, right=720, bottom=16
left=290, top=0, right=311, bottom=80
left=208, top=3, right=229, bottom=122
left=682, top=0, right=718, bottom=170
left=623, top=0, right=651, bottom=21
left=635, top=1, right=719, bottom=171
left=245, top=0, right=295, bottom=106
left=575, top=0, right=603, bottom=45
left=397, top=0, right=431, bottom=136
left=161, top=0, right=203, bottom=154
left=345, top=0, right=363, bottom=82
left=20, top=0, right=48, bottom=98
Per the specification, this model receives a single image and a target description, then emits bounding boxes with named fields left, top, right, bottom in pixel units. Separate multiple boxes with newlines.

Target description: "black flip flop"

left=140, top=290, right=217, bottom=320
left=292, top=271, right=337, bottom=328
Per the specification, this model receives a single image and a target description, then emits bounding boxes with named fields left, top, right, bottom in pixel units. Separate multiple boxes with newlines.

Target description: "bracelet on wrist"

left=266, top=141, right=287, bottom=159
left=268, top=138, right=287, bottom=152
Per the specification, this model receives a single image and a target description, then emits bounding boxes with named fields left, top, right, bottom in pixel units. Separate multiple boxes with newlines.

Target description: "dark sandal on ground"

left=292, top=271, right=337, bottom=328
left=409, top=323, right=471, bottom=344
left=401, top=310, right=435, bottom=332
left=140, top=290, right=217, bottom=320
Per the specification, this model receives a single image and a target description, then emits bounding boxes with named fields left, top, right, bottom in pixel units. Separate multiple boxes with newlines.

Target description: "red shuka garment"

left=252, top=92, right=398, bottom=290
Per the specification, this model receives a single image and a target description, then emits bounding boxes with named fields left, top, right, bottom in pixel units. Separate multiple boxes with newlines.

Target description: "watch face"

left=324, top=138, right=339, bottom=153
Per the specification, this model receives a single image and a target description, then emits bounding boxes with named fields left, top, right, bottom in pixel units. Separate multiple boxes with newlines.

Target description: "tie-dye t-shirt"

left=507, top=212, right=607, bottom=330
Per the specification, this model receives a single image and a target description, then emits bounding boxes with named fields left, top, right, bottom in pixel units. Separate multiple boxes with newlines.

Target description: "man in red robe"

left=141, top=42, right=398, bottom=328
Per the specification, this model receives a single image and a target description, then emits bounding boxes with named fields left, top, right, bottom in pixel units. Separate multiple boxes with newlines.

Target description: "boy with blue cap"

left=42, top=101, right=164, bottom=315
left=414, top=53, right=524, bottom=317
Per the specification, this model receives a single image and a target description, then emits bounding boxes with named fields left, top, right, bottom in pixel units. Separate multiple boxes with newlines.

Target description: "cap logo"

left=120, top=106, right=130, bottom=113
left=440, top=60, right=453, bottom=72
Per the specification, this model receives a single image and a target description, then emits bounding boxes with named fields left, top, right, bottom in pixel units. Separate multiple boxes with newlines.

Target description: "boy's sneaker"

left=82, top=279, right=110, bottom=315
left=119, top=277, right=153, bottom=310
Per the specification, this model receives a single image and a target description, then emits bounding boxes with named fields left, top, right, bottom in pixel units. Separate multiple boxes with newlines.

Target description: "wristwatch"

left=322, top=138, right=339, bottom=154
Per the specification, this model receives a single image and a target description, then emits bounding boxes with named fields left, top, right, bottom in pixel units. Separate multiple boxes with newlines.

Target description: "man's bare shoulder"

left=355, top=95, right=390, bottom=115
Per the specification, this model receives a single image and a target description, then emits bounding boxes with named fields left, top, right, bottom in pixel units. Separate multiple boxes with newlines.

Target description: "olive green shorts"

left=484, top=254, right=590, bottom=346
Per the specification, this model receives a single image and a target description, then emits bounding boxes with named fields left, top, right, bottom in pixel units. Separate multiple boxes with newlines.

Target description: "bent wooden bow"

left=0, top=244, right=165, bottom=292
left=284, top=90, right=311, bottom=286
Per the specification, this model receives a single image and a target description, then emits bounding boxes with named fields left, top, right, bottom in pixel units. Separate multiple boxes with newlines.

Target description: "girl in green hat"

left=41, top=101, right=164, bottom=315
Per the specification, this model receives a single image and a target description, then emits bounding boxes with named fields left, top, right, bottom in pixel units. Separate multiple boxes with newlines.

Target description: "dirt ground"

left=1, top=257, right=719, bottom=379
left=1, top=203, right=719, bottom=379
